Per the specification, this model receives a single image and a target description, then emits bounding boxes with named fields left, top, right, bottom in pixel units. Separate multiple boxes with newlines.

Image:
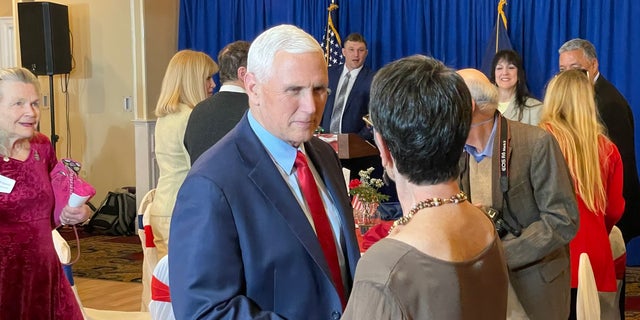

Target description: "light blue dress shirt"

left=464, top=117, right=499, bottom=163
left=247, top=111, right=347, bottom=278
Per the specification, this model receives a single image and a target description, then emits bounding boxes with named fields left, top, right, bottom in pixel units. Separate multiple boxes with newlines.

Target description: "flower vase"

left=355, top=201, right=380, bottom=235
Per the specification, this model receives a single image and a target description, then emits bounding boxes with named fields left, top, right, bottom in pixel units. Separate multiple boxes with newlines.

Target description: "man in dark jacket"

left=184, top=40, right=250, bottom=164
left=559, top=38, right=640, bottom=244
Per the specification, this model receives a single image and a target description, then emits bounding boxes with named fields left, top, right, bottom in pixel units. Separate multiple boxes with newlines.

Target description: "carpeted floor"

left=60, top=226, right=143, bottom=282
left=626, top=267, right=640, bottom=319
left=58, top=226, right=640, bottom=316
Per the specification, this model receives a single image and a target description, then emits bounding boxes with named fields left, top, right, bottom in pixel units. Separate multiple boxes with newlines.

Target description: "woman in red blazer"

left=540, top=69, right=625, bottom=319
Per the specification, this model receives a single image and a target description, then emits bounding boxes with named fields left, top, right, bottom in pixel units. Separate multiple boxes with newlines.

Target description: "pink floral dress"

left=0, top=133, right=83, bottom=319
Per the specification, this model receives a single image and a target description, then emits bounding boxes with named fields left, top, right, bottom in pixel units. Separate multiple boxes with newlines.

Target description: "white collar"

left=219, top=84, right=246, bottom=93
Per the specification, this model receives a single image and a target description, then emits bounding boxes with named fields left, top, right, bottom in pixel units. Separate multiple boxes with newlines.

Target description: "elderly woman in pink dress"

left=0, top=67, right=91, bottom=319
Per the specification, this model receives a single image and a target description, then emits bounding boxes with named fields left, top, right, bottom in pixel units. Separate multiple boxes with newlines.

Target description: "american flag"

left=351, top=194, right=364, bottom=212
left=321, top=3, right=344, bottom=67
left=351, top=194, right=364, bottom=226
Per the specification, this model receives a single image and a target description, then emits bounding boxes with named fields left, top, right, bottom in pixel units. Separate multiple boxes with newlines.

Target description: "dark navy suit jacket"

left=321, top=64, right=375, bottom=140
left=169, top=114, right=361, bottom=319
left=595, top=75, right=640, bottom=242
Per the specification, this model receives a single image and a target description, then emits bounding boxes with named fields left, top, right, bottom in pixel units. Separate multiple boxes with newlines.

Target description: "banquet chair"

left=138, top=189, right=158, bottom=312
left=52, top=229, right=151, bottom=320
left=52, top=229, right=87, bottom=319
left=604, top=226, right=626, bottom=319
left=149, top=255, right=175, bottom=320
left=577, top=253, right=600, bottom=320
left=575, top=228, right=625, bottom=320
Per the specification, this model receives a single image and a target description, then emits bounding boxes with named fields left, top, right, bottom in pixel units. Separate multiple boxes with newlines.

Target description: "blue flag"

left=321, top=2, right=345, bottom=67
left=481, top=0, right=513, bottom=78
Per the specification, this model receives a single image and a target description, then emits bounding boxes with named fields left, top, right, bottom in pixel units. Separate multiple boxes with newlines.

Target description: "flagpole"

left=495, top=0, right=508, bottom=53
left=494, top=15, right=500, bottom=53
left=324, top=3, right=341, bottom=63
left=322, top=0, right=344, bottom=66
left=481, top=0, right=513, bottom=77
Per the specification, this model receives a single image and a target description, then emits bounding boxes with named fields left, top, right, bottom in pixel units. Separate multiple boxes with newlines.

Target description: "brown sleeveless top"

left=343, top=235, right=508, bottom=320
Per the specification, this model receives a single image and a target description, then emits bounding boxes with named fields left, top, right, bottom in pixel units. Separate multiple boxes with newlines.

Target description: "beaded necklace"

left=388, top=191, right=468, bottom=235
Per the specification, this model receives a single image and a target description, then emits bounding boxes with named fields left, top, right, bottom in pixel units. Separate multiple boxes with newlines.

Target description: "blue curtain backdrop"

left=179, top=0, right=640, bottom=172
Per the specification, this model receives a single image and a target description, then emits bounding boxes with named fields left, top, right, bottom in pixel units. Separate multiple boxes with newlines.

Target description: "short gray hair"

left=558, top=38, right=598, bottom=60
left=247, top=24, right=323, bottom=82
left=465, top=78, right=498, bottom=113
left=0, top=67, right=40, bottom=101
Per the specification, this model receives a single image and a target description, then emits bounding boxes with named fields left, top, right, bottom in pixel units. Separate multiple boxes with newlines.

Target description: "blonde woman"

left=540, top=69, right=624, bottom=319
left=150, top=50, right=218, bottom=258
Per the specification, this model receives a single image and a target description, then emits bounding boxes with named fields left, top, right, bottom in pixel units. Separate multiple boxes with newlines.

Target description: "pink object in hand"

left=50, top=159, right=96, bottom=227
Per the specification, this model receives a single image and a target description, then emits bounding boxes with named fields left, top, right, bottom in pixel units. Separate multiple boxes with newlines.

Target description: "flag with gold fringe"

left=481, top=0, right=513, bottom=77
left=321, top=2, right=345, bottom=67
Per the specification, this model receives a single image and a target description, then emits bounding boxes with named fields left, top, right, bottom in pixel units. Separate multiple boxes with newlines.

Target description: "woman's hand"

left=59, top=204, right=92, bottom=225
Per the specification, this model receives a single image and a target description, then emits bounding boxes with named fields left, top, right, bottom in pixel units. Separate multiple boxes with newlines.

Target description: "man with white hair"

left=457, top=68, right=578, bottom=320
left=169, top=25, right=360, bottom=319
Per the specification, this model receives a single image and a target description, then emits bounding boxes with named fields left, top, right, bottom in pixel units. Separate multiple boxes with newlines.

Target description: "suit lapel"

left=343, top=67, right=368, bottom=112
left=234, top=120, right=334, bottom=279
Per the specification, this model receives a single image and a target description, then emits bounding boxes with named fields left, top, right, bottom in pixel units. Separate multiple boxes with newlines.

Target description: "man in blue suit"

left=320, top=33, right=397, bottom=200
left=168, top=24, right=361, bottom=320
left=321, top=33, right=374, bottom=140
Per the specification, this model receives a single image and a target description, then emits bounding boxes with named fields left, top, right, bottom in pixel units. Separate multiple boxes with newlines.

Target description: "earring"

left=383, top=169, right=394, bottom=184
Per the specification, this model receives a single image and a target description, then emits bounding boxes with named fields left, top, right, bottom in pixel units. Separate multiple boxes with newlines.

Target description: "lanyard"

left=497, top=114, right=522, bottom=236
left=499, top=115, right=509, bottom=193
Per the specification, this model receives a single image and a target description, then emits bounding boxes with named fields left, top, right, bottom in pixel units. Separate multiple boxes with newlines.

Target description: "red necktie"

left=295, top=151, right=346, bottom=307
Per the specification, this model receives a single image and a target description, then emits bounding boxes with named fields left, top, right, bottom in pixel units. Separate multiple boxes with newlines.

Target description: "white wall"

left=10, top=0, right=178, bottom=204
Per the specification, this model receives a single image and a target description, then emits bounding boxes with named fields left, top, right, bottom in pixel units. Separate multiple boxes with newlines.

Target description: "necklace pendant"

left=3, top=156, right=8, bottom=162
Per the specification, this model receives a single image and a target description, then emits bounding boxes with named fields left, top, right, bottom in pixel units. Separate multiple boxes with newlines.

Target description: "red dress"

left=569, top=136, right=625, bottom=292
left=0, top=133, right=83, bottom=319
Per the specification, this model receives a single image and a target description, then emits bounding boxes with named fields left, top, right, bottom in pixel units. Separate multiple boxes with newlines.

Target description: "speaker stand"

left=48, top=74, right=59, bottom=152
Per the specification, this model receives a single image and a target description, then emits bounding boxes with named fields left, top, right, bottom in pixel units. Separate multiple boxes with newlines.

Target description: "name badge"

left=0, top=174, right=16, bottom=193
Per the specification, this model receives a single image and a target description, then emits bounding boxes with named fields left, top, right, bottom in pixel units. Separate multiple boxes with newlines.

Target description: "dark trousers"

left=568, top=288, right=578, bottom=320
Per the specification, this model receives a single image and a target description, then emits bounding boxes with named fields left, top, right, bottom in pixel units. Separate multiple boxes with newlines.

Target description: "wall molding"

left=133, top=119, right=157, bottom=209
left=0, top=17, right=15, bottom=68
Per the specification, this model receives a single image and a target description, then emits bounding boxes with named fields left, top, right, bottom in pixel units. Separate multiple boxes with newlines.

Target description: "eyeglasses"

left=362, top=114, right=373, bottom=127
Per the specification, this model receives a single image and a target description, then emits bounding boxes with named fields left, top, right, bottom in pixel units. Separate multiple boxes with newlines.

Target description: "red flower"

left=349, top=179, right=361, bottom=189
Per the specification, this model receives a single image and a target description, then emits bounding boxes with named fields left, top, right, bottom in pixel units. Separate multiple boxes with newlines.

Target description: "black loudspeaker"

left=18, top=2, right=71, bottom=75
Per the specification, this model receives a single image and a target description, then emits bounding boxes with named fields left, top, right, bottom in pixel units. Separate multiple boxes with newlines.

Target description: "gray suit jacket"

left=458, top=115, right=578, bottom=320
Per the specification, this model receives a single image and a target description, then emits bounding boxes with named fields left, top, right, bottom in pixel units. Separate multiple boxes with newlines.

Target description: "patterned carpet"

left=627, top=267, right=640, bottom=319
left=60, top=227, right=143, bottom=282
left=58, top=226, right=640, bottom=316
